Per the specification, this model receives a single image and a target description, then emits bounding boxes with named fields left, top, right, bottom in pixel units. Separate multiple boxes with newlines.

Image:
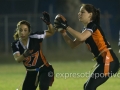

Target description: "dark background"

left=0, top=0, right=120, bottom=63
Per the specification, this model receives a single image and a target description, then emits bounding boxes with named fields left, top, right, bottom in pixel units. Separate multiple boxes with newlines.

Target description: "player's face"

left=78, top=6, right=92, bottom=25
left=17, top=24, right=30, bottom=40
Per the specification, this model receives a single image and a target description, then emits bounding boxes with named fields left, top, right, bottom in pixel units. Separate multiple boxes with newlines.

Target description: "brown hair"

left=81, top=4, right=100, bottom=25
left=13, top=20, right=31, bottom=40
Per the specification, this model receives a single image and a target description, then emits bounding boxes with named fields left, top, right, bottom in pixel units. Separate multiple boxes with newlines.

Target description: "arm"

left=41, top=11, right=56, bottom=37
left=13, top=53, right=25, bottom=63
left=66, top=26, right=92, bottom=41
left=60, top=31, right=83, bottom=49
left=45, top=24, right=56, bottom=37
left=54, top=14, right=92, bottom=42
left=13, top=49, right=32, bottom=63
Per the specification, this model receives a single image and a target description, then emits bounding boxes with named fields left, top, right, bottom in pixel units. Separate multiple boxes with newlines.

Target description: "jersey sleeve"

left=11, top=41, right=20, bottom=55
left=86, top=22, right=97, bottom=33
left=29, top=31, right=46, bottom=39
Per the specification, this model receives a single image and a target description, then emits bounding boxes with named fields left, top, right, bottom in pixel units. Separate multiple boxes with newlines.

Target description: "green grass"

left=0, top=61, right=120, bottom=90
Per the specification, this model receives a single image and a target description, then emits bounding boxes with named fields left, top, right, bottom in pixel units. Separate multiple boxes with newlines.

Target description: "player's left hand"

left=54, top=15, right=68, bottom=29
left=23, top=49, right=33, bottom=57
left=41, top=11, right=51, bottom=25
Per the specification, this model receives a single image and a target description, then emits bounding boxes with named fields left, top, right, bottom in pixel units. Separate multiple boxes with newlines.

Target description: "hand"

left=40, top=11, right=51, bottom=25
left=57, top=28, right=66, bottom=33
left=54, top=15, right=68, bottom=29
left=23, top=49, right=33, bottom=57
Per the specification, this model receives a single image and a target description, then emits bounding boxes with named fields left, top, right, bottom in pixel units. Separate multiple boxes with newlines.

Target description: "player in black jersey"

left=54, top=4, right=119, bottom=90
left=11, top=12, right=55, bottom=90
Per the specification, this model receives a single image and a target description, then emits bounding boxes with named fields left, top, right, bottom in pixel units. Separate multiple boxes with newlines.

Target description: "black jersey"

left=83, top=22, right=111, bottom=57
left=11, top=31, right=48, bottom=69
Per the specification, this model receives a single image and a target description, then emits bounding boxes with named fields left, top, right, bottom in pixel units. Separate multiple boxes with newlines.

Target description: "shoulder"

left=11, top=40, right=19, bottom=45
left=30, top=31, right=45, bottom=35
left=87, top=22, right=98, bottom=32
left=29, top=31, right=46, bottom=39
left=11, top=40, right=19, bottom=47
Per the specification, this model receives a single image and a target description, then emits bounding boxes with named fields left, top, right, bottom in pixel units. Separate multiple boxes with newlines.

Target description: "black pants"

left=22, top=65, right=54, bottom=90
left=84, top=55, right=119, bottom=90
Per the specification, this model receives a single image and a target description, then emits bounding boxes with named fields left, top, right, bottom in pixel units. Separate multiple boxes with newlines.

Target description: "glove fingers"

left=40, top=17, right=47, bottom=23
left=43, top=11, right=49, bottom=17
left=40, top=17, right=45, bottom=22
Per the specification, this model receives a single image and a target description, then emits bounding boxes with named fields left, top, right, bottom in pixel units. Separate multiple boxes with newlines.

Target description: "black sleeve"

left=11, top=41, right=19, bottom=54
left=87, top=22, right=97, bottom=32
left=29, top=31, right=46, bottom=40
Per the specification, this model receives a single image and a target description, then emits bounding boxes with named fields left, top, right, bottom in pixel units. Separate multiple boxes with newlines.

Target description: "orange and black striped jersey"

left=11, top=31, right=49, bottom=69
left=83, top=22, right=111, bottom=57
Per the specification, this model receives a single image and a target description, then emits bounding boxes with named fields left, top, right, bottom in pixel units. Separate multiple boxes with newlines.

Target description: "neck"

left=20, top=38, right=28, bottom=46
left=83, top=20, right=92, bottom=27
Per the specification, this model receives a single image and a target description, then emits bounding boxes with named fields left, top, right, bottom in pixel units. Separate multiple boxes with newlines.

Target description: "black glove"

left=23, top=49, right=33, bottom=57
left=40, top=11, right=51, bottom=25
left=54, top=18, right=68, bottom=29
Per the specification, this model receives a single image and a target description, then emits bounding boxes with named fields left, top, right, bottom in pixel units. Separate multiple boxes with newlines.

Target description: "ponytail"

left=13, top=31, right=19, bottom=40
left=94, top=9, right=100, bottom=25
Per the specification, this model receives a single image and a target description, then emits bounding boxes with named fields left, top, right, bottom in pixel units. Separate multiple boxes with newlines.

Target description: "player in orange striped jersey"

left=54, top=4, right=119, bottom=90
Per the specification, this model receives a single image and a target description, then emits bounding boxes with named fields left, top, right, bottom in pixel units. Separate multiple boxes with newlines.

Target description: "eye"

left=24, top=29, right=28, bottom=32
left=19, top=29, right=23, bottom=32
left=81, top=11, right=85, bottom=13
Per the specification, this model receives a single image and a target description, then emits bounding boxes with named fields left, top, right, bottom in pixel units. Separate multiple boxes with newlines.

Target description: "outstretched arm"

left=41, top=11, right=55, bottom=37
left=66, top=26, right=92, bottom=41
left=45, top=24, right=55, bottom=37
left=54, top=14, right=92, bottom=42
left=61, top=31, right=83, bottom=49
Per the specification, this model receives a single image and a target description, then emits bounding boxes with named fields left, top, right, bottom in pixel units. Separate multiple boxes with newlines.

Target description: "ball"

left=54, top=14, right=66, bottom=32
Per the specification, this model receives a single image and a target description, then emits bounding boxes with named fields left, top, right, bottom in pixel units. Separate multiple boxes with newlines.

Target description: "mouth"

left=21, top=36, right=25, bottom=38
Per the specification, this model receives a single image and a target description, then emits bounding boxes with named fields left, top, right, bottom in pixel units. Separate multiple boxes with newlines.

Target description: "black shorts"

left=22, top=65, right=54, bottom=90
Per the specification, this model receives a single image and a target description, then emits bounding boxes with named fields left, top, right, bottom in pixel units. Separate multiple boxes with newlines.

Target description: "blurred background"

left=0, top=0, right=120, bottom=63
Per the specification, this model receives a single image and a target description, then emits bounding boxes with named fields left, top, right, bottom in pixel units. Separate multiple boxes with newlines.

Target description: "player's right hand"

left=40, top=11, right=51, bottom=25
left=58, top=29, right=66, bottom=33
left=23, top=49, right=33, bottom=57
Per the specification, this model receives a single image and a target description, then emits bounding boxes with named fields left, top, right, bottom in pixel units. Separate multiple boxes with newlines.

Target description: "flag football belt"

left=92, top=48, right=112, bottom=61
left=26, top=64, right=44, bottom=71
left=92, top=48, right=112, bottom=76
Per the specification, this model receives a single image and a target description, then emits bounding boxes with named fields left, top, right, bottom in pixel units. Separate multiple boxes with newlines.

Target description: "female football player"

left=54, top=4, right=120, bottom=90
left=11, top=11, right=55, bottom=90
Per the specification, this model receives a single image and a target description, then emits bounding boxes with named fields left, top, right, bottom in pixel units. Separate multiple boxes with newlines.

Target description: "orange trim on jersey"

left=101, top=50, right=113, bottom=76
left=39, top=43, right=49, bottom=67
left=92, top=29, right=108, bottom=52
left=92, top=29, right=113, bottom=76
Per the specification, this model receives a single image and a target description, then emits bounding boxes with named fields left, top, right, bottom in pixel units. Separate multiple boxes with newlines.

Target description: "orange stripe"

left=101, top=50, right=113, bottom=76
left=92, top=29, right=113, bottom=76
left=92, top=29, right=107, bottom=52
left=39, top=43, right=49, bottom=67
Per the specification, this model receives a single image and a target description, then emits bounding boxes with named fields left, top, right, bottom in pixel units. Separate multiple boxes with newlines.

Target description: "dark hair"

left=13, top=20, right=31, bottom=40
left=81, top=4, right=100, bottom=25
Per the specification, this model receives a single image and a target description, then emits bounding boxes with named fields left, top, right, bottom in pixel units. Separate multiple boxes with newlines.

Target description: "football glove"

left=41, top=11, right=51, bottom=25
left=23, top=49, right=33, bottom=57
left=54, top=15, right=68, bottom=29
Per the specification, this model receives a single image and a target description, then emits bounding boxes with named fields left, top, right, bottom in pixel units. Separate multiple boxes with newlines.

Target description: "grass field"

left=0, top=61, right=120, bottom=90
